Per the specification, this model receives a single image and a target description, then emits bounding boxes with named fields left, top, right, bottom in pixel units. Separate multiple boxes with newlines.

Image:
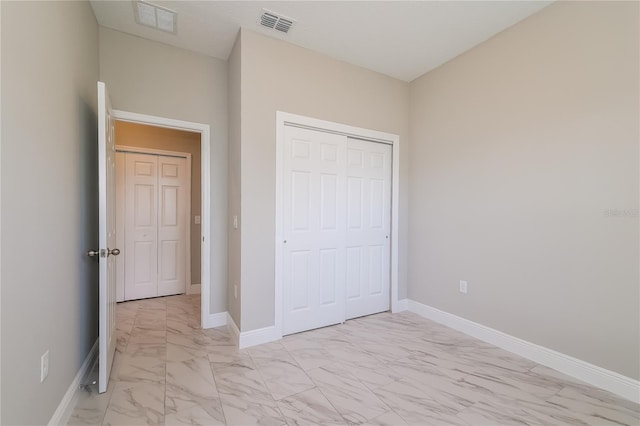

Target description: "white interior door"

left=345, top=138, right=392, bottom=319
left=124, top=153, right=158, bottom=300
left=282, top=126, right=347, bottom=335
left=97, top=81, right=118, bottom=394
left=157, top=156, right=188, bottom=297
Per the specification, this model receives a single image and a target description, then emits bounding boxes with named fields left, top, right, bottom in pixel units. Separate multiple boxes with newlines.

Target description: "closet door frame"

left=274, top=112, right=401, bottom=343
left=115, top=145, right=192, bottom=301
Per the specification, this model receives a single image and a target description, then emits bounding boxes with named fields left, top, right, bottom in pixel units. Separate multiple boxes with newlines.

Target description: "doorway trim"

left=115, top=146, right=193, bottom=299
left=113, top=110, right=211, bottom=329
left=274, top=111, right=401, bottom=340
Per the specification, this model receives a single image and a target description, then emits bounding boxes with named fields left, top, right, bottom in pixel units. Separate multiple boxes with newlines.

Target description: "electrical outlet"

left=459, top=280, right=468, bottom=294
left=234, top=284, right=238, bottom=299
left=41, top=350, right=49, bottom=383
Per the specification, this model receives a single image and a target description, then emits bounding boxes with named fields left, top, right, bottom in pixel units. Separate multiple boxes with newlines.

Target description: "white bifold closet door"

left=283, top=126, right=392, bottom=336
left=123, top=152, right=188, bottom=301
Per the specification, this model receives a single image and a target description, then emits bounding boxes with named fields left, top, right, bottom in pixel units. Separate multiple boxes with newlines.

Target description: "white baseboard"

left=224, top=314, right=280, bottom=349
left=187, top=283, right=201, bottom=295
left=48, top=340, right=98, bottom=426
left=406, top=299, right=640, bottom=404
left=202, top=311, right=227, bottom=328
left=204, top=312, right=279, bottom=350
left=226, top=313, right=240, bottom=344
left=239, top=326, right=281, bottom=349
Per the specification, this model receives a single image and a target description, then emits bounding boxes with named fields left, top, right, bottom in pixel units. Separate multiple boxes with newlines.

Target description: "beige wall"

left=116, top=121, right=202, bottom=285
left=99, top=27, right=229, bottom=314
left=1, top=1, right=99, bottom=423
left=409, top=1, right=639, bottom=379
left=238, top=29, right=410, bottom=331
left=227, top=33, right=242, bottom=328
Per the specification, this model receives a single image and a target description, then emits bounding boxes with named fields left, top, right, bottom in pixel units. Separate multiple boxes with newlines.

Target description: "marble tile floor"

left=68, top=294, right=639, bottom=426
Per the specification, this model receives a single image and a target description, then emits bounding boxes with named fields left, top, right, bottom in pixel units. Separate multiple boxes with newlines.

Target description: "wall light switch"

left=194, top=215, right=201, bottom=225
left=233, top=215, right=238, bottom=229
left=459, top=280, right=468, bottom=294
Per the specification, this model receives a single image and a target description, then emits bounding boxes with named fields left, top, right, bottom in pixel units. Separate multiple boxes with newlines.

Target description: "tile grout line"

left=207, top=352, right=229, bottom=425
left=303, top=360, right=377, bottom=425
left=210, top=375, right=230, bottom=424
left=247, top=346, right=291, bottom=423
left=311, top=382, right=352, bottom=425
left=525, top=362, right=571, bottom=405
left=270, top=342, right=345, bottom=421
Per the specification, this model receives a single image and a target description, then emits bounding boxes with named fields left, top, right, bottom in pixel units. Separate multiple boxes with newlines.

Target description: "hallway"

left=68, top=295, right=639, bottom=425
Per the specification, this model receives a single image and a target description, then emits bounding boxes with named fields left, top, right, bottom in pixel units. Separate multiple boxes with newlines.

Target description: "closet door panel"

left=283, top=126, right=347, bottom=335
left=345, top=139, right=392, bottom=320
left=157, top=156, right=187, bottom=297
left=124, top=153, right=159, bottom=300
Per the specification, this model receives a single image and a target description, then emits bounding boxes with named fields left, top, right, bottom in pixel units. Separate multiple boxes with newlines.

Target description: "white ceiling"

left=90, top=1, right=551, bottom=82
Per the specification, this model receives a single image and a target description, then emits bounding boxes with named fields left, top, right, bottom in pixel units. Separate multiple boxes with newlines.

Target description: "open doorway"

left=115, top=122, right=201, bottom=301
left=112, top=110, right=211, bottom=329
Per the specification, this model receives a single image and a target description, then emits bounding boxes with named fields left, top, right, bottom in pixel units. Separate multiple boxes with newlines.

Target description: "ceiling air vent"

left=134, top=1, right=177, bottom=34
left=259, top=9, right=294, bottom=34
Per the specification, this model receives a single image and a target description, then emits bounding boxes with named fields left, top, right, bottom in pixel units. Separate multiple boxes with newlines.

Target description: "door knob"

left=87, top=248, right=120, bottom=258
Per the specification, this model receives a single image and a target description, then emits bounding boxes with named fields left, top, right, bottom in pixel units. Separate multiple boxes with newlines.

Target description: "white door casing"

left=345, top=138, right=392, bottom=319
left=121, top=152, right=188, bottom=301
left=282, top=126, right=347, bottom=335
left=97, top=81, right=117, bottom=394
left=111, top=110, right=210, bottom=329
